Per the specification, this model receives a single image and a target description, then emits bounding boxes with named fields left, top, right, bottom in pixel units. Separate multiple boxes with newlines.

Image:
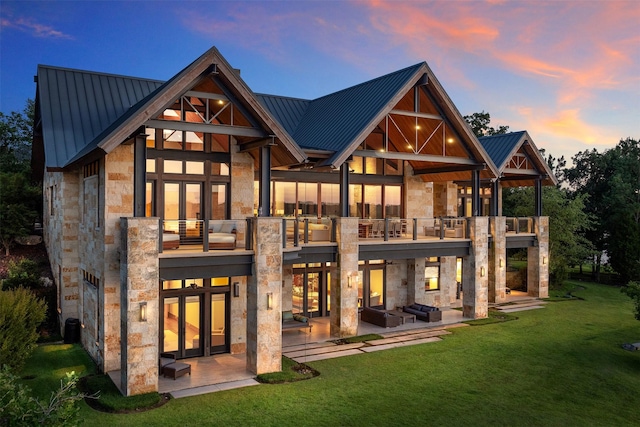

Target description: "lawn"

left=23, top=281, right=640, bottom=426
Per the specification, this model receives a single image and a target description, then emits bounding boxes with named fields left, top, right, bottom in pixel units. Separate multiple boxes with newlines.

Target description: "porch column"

left=259, top=144, right=271, bottom=217
left=133, top=131, right=147, bottom=217
left=247, top=217, right=282, bottom=374
left=119, top=217, right=159, bottom=396
left=330, top=217, right=359, bottom=338
left=534, top=178, right=543, bottom=217
left=490, top=179, right=500, bottom=217
left=528, top=216, right=549, bottom=298
left=489, top=216, right=507, bottom=303
left=339, top=163, right=350, bottom=217
left=462, top=216, right=489, bottom=319
left=471, top=169, right=480, bottom=216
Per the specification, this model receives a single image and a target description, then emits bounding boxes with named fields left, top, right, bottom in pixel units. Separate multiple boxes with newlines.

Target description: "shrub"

left=2, top=258, right=42, bottom=290
left=621, top=281, right=640, bottom=321
left=0, top=287, right=47, bottom=370
left=0, top=367, right=88, bottom=427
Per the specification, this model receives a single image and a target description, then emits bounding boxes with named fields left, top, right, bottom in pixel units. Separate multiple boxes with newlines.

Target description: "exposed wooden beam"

left=184, top=90, right=228, bottom=101
left=238, top=136, right=276, bottom=152
left=389, top=109, right=442, bottom=121
left=354, top=149, right=477, bottom=165
left=145, top=119, right=266, bottom=138
left=503, top=168, right=539, bottom=176
left=414, top=163, right=485, bottom=175
left=500, top=174, right=542, bottom=182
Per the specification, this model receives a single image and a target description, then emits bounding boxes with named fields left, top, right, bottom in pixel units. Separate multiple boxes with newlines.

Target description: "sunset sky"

left=1, top=0, right=638, bottom=163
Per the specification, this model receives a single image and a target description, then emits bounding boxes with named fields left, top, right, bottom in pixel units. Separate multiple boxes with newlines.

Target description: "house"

left=32, top=46, right=555, bottom=396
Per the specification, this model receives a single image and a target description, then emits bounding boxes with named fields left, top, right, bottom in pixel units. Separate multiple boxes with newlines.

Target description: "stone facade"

left=247, top=217, right=283, bottom=374
left=463, top=217, right=489, bottom=319
left=330, top=217, right=359, bottom=338
left=120, top=217, right=160, bottom=396
left=489, top=216, right=507, bottom=303
left=528, top=216, right=549, bottom=298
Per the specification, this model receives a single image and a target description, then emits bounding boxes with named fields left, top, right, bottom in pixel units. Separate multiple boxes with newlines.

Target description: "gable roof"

left=479, top=131, right=558, bottom=186
left=36, top=66, right=163, bottom=169
left=36, top=46, right=307, bottom=170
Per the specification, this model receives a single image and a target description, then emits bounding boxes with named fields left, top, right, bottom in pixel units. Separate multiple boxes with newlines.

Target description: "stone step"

left=282, top=341, right=336, bottom=353
left=284, top=342, right=364, bottom=359
left=369, top=330, right=450, bottom=345
left=291, top=348, right=364, bottom=363
left=443, top=323, right=470, bottom=329
left=361, top=337, right=442, bottom=352
left=499, top=305, right=545, bottom=313
left=496, top=300, right=546, bottom=310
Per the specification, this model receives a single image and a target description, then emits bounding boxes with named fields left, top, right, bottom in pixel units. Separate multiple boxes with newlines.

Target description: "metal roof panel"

left=478, top=131, right=526, bottom=170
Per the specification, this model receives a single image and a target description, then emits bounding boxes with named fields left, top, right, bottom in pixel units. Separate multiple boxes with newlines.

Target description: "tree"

left=0, top=100, right=41, bottom=256
left=621, top=281, right=640, bottom=321
left=463, top=111, right=509, bottom=138
left=565, top=138, right=640, bottom=283
left=0, top=99, right=34, bottom=174
left=502, top=186, right=593, bottom=286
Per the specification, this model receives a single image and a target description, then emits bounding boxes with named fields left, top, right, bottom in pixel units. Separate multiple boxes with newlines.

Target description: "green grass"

left=23, top=281, right=640, bottom=426
left=81, top=374, right=162, bottom=412
left=464, top=309, right=518, bottom=326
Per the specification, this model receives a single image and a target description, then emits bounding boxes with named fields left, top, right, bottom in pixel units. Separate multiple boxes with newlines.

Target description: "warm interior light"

left=447, top=138, right=454, bottom=143
left=218, top=100, right=224, bottom=105
left=415, top=125, right=421, bottom=130
left=267, top=292, right=273, bottom=310
left=139, top=302, right=147, bottom=322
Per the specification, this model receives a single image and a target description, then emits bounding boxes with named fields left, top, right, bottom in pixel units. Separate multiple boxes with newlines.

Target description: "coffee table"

left=387, top=310, right=416, bottom=324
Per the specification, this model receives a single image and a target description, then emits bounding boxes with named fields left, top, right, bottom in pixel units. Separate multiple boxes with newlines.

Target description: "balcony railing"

left=283, top=217, right=334, bottom=249
left=505, top=217, right=534, bottom=234
left=360, top=217, right=467, bottom=241
left=159, top=219, right=239, bottom=253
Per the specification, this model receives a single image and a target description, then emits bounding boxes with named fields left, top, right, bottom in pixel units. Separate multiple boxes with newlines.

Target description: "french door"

left=292, top=270, right=330, bottom=318
left=162, top=295, right=203, bottom=358
left=209, top=293, right=229, bottom=354
left=164, top=182, right=202, bottom=243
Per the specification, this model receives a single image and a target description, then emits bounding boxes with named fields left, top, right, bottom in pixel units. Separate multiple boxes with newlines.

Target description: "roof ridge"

left=37, top=64, right=165, bottom=84
left=256, top=93, right=311, bottom=103
left=310, top=62, right=425, bottom=102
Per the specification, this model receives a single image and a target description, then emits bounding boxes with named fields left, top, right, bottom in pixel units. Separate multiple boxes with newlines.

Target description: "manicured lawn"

left=25, top=281, right=640, bottom=426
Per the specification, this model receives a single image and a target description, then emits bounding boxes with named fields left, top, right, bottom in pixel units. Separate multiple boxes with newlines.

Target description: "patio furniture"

left=159, top=352, right=176, bottom=374
left=282, top=310, right=312, bottom=332
left=385, top=310, right=416, bottom=324
left=163, top=361, right=191, bottom=380
left=361, top=306, right=402, bottom=328
left=403, top=303, right=442, bottom=322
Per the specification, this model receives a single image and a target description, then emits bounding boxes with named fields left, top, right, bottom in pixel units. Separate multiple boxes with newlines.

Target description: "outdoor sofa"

left=360, top=306, right=402, bottom=328
left=282, top=310, right=312, bottom=332
left=403, top=303, right=442, bottom=322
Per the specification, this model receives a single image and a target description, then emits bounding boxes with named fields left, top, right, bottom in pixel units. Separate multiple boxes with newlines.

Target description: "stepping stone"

left=500, top=306, right=545, bottom=313
left=292, top=349, right=363, bottom=363
left=368, top=330, right=450, bottom=345
left=283, top=341, right=337, bottom=353
left=361, top=337, right=442, bottom=352
left=284, top=342, right=363, bottom=359
left=443, top=323, right=470, bottom=329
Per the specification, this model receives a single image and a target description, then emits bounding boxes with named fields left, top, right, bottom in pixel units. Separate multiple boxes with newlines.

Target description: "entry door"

left=210, top=293, right=229, bottom=354
left=292, top=272, right=326, bottom=317
left=162, top=295, right=203, bottom=359
left=358, top=268, right=385, bottom=309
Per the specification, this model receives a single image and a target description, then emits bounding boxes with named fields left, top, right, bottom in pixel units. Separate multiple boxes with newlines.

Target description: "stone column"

left=119, top=217, right=159, bottom=396
left=528, top=216, right=549, bottom=298
left=247, top=217, right=282, bottom=374
left=407, top=258, right=425, bottom=306
left=438, top=256, right=457, bottom=309
left=489, top=216, right=507, bottom=303
left=462, top=217, right=489, bottom=319
left=330, top=217, right=359, bottom=338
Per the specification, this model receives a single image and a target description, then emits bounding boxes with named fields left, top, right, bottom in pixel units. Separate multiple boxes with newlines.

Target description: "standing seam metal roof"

left=478, top=131, right=526, bottom=170
left=255, top=94, right=311, bottom=137
left=37, top=65, right=163, bottom=168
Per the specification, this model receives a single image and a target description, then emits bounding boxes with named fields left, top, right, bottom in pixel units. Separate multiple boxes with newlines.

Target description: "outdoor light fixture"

left=267, top=292, right=273, bottom=310
left=233, top=282, right=240, bottom=298
left=480, top=267, right=486, bottom=277
left=348, top=273, right=360, bottom=288
left=499, top=258, right=504, bottom=268
left=139, top=302, right=147, bottom=322
left=543, top=256, right=547, bottom=265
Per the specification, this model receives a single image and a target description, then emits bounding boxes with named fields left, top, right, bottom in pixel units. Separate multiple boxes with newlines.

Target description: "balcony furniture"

left=162, top=231, right=180, bottom=250
left=282, top=310, right=312, bottom=332
left=402, top=303, right=442, bottom=322
left=287, top=222, right=330, bottom=242
left=358, top=222, right=373, bottom=238
left=208, top=221, right=237, bottom=249
left=360, top=306, right=402, bottom=328
left=163, top=361, right=191, bottom=380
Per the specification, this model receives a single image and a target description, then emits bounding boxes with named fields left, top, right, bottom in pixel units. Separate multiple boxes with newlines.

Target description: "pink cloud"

left=1, top=17, right=73, bottom=39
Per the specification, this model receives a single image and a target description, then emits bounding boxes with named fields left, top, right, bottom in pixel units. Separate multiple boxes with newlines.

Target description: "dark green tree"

left=0, top=99, right=34, bottom=174
left=463, top=111, right=509, bottom=138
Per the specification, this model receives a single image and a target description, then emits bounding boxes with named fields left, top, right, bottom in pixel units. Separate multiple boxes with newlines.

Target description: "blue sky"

left=1, top=0, right=638, bottom=163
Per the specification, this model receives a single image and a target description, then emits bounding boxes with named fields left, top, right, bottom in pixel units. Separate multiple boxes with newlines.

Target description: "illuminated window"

left=425, top=257, right=440, bottom=291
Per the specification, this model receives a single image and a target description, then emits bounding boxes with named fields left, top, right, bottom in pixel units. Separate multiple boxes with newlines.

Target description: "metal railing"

left=282, top=217, right=334, bottom=249
left=505, top=217, right=533, bottom=234
left=159, top=219, right=239, bottom=253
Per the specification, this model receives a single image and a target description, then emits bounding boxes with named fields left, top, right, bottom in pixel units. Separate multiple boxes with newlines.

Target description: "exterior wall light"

left=348, top=273, right=360, bottom=288
left=233, top=282, right=240, bottom=298
left=499, top=258, right=504, bottom=268
left=139, top=302, right=147, bottom=322
left=543, top=256, right=547, bottom=265
left=267, top=292, right=273, bottom=310
left=480, top=267, right=486, bottom=277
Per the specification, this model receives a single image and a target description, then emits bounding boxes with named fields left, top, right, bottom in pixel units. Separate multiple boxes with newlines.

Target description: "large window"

left=458, top=186, right=492, bottom=217
left=425, top=257, right=440, bottom=291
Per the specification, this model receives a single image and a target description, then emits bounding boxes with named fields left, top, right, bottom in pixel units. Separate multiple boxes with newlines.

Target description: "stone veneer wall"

left=440, top=256, right=458, bottom=308
left=120, top=217, right=159, bottom=396
left=43, top=170, right=80, bottom=334
left=404, top=171, right=433, bottom=236
left=462, top=217, right=489, bottom=319
left=230, top=275, right=247, bottom=354
left=407, top=258, right=425, bottom=306
left=230, top=140, right=255, bottom=246
left=247, top=217, right=282, bottom=374
left=489, top=216, right=507, bottom=303
left=281, top=266, right=293, bottom=313
left=330, top=217, right=359, bottom=338
left=433, top=182, right=458, bottom=217
left=528, top=216, right=549, bottom=298
left=384, top=261, right=407, bottom=310
left=102, top=144, right=135, bottom=372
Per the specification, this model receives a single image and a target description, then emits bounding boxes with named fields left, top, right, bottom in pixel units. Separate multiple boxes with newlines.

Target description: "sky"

left=1, top=0, right=638, bottom=164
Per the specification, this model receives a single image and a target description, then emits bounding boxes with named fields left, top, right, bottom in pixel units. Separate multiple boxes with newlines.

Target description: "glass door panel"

left=369, top=269, right=384, bottom=308
left=163, top=297, right=179, bottom=353
left=210, top=294, right=227, bottom=354
left=164, top=183, right=180, bottom=233
left=326, top=272, right=331, bottom=314
left=184, top=295, right=201, bottom=357
left=292, top=273, right=304, bottom=313
left=307, top=273, right=320, bottom=317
